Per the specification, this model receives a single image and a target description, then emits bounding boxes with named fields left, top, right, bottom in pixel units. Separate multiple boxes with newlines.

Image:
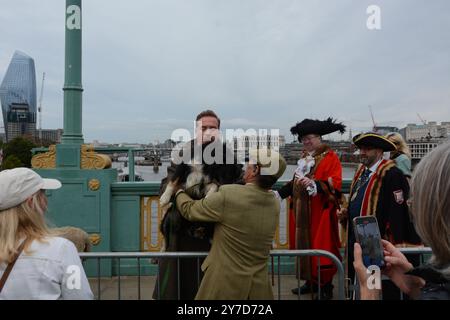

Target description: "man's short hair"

left=196, top=110, right=221, bottom=128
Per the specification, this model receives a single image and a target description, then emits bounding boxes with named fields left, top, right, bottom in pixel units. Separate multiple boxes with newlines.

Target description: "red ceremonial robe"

left=278, top=145, right=342, bottom=285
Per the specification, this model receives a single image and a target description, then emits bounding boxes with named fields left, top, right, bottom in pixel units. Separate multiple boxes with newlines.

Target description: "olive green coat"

left=176, top=184, right=279, bottom=300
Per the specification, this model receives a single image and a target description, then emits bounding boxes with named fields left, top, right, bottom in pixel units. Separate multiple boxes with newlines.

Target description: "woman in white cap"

left=0, top=168, right=93, bottom=300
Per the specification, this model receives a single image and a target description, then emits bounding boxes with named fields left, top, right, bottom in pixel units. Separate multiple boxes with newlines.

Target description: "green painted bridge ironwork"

left=28, top=0, right=356, bottom=277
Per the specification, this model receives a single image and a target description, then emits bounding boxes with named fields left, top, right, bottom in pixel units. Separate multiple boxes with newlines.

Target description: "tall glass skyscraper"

left=0, top=51, right=37, bottom=142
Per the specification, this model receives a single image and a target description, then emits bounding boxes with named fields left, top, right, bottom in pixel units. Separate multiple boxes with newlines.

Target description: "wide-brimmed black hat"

left=353, top=132, right=396, bottom=151
left=290, top=117, right=346, bottom=138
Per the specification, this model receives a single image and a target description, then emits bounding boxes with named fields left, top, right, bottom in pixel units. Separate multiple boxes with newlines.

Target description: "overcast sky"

left=1, top=0, right=449, bottom=143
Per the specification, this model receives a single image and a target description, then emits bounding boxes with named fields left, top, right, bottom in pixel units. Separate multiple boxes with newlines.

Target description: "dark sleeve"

left=277, top=180, right=293, bottom=199
left=160, top=140, right=193, bottom=194
left=159, top=161, right=177, bottom=195
left=315, top=180, right=343, bottom=201
left=223, top=144, right=244, bottom=185
left=315, top=181, right=324, bottom=194
left=377, top=168, right=421, bottom=245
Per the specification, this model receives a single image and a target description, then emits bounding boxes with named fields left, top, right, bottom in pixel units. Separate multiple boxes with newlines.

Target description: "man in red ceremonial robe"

left=277, top=118, right=346, bottom=300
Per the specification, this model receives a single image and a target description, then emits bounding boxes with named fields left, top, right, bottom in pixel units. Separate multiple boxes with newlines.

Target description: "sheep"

left=52, top=226, right=92, bottom=252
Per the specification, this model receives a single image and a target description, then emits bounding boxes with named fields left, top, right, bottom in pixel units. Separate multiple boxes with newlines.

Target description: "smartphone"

left=352, top=216, right=385, bottom=269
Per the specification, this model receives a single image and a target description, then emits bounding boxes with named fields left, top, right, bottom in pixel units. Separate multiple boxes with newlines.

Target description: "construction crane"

left=417, top=113, right=427, bottom=126
left=417, top=113, right=432, bottom=139
left=369, top=105, right=377, bottom=132
left=38, top=72, right=45, bottom=144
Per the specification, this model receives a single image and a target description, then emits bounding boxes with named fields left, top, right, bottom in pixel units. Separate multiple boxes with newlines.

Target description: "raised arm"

left=175, top=188, right=225, bottom=222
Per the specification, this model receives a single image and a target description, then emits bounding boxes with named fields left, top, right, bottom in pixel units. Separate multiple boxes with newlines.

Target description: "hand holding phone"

left=353, top=216, right=385, bottom=269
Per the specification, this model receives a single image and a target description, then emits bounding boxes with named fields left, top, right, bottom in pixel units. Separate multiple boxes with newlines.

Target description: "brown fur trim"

left=339, top=193, right=348, bottom=209
left=314, top=143, right=332, bottom=156
left=308, top=144, right=331, bottom=177
left=300, top=143, right=331, bottom=160
left=317, top=180, right=334, bottom=203
left=292, top=183, right=313, bottom=280
left=367, top=161, right=396, bottom=216
left=318, top=180, right=346, bottom=211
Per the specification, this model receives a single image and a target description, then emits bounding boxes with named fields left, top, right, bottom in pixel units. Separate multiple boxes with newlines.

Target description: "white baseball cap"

left=0, top=168, right=62, bottom=211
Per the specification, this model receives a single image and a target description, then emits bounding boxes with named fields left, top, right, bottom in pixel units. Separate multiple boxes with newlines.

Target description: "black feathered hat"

left=290, top=117, right=346, bottom=139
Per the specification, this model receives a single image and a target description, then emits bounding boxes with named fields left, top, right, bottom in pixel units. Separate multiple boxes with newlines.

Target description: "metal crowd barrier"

left=79, top=250, right=345, bottom=300
left=271, top=250, right=345, bottom=300
left=80, top=252, right=207, bottom=300
left=79, top=248, right=431, bottom=300
left=399, top=247, right=432, bottom=256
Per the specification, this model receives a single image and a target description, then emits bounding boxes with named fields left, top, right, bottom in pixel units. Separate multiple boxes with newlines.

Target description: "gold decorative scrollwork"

left=88, top=179, right=101, bottom=191
left=31, top=145, right=57, bottom=169
left=89, top=234, right=101, bottom=246
left=80, top=144, right=112, bottom=170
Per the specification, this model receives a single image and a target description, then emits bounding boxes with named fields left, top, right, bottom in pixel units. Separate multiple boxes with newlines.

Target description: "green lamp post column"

left=57, top=0, right=84, bottom=168
left=61, top=0, right=84, bottom=145
left=32, top=0, right=117, bottom=277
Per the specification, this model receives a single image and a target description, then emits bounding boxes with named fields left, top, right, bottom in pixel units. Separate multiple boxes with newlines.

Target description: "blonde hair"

left=386, top=132, right=411, bottom=159
left=0, top=191, right=53, bottom=264
left=411, top=142, right=450, bottom=278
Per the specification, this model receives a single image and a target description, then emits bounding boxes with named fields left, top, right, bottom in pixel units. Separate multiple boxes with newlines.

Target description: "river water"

left=114, top=162, right=358, bottom=182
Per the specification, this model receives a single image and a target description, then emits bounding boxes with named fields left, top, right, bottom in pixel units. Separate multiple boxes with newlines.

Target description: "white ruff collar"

left=295, top=155, right=315, bottom=178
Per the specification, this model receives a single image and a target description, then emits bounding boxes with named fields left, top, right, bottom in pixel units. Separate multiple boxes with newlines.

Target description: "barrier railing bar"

left=79, top=248, right=431, bottom=301
left=138, top=257, right=141, bottom=300
left=118, top=257, right=121, bottom=300
left=197, top=257, right=201, bottom=290
left=177, top=258, right=180, bottom=300
left=318, top=258, right=321, bottom=300
left=157, top=258, right=161, bottom=300
left=277, top=256, right=281, bottom=300
left=297, top=257, right=300, bottom=301
left=97, top=258, right=101, bottom=300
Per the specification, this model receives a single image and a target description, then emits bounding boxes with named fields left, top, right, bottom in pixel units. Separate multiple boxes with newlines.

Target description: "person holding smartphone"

left=354, top=141, right=450, bottom=300
left=337, top=132, right=421, bottom=299
left=353, top=216, right=385, bottom=270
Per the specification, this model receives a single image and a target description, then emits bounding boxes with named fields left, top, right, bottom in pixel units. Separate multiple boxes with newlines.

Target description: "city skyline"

left=1, top=0, right=449, bottom=143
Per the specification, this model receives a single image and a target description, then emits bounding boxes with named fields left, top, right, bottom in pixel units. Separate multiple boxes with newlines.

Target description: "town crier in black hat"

left=337, top=132, right=421, bottom=299
left=352, top=132, right=396, bottom=152
left=276, top=117, right=345, bottom=300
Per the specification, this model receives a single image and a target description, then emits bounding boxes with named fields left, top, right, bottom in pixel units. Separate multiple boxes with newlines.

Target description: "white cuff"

left=309, top=182, right=318, bottom=197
